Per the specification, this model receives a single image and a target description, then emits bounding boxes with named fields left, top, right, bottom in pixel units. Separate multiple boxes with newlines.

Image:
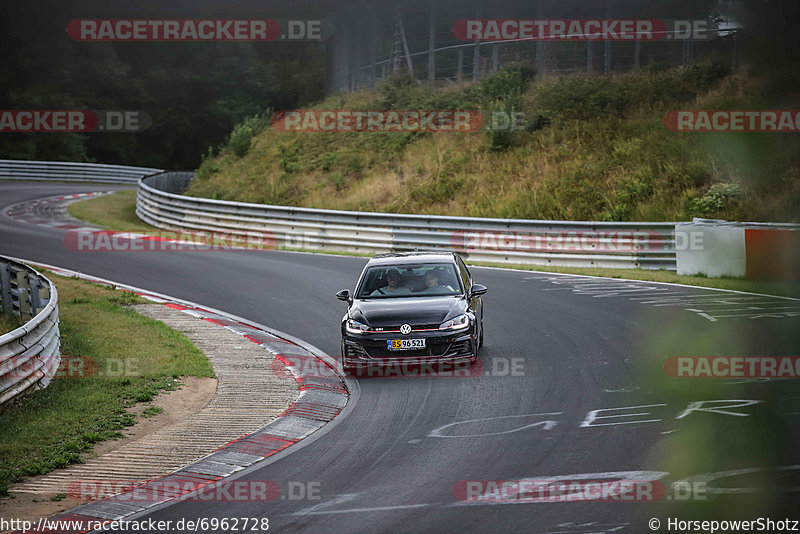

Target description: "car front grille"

left=361, top=338, right=456, bottom=359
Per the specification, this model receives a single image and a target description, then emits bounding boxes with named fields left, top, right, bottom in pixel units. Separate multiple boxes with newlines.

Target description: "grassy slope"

left=188, top=63, right=799, bottom=223
left=0, top=274, right=213, bottom=495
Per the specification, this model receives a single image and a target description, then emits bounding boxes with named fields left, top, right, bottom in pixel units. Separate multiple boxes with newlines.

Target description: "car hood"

left=350, top=296, right=466, bottom=328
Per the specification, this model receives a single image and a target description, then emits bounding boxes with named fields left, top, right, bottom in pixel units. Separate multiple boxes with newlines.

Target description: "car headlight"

left=439, top=313, right=470, bottom=331
left=346, top=319, right=371, bottom=334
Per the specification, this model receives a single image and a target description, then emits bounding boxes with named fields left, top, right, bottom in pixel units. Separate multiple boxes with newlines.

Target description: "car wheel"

left=479, top=318, right=484, bottom=348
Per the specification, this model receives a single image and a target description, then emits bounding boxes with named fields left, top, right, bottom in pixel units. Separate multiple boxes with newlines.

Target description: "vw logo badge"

left=400, top=324, right=412, bottom=335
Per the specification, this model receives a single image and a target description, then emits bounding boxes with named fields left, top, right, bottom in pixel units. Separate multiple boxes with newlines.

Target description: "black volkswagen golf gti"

left=336, top=251, right=487, bottom=375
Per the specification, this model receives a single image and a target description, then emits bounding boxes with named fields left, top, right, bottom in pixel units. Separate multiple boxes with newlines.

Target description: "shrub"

left=225, top=111, right=273, bottom=157
left=196, top=146, right=220, bottom=180
left=277, top=139, right=301, bottom=174
left=328, top=171, right=346, bottom=191
left=377, top=74, right=421, bottom=108
left=227, top=123, right=254, bottom=157
left=690, top=183, right=742, bottom=218
left=680, top=60, right=732, bottom=93
left=478, top=61, right=536, bottom=101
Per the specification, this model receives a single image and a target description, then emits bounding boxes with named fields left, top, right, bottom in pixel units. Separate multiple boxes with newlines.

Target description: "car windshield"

left=356, top=263, right=463, bottom=298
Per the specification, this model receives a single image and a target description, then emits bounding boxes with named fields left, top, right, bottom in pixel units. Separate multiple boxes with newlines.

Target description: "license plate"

left=388, top=339, right=426, bottom=350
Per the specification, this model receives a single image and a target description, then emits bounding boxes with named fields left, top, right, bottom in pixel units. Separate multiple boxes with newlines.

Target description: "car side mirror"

left=470, top=284, right=487, bottom=297
left=336, top=289, right=351, bottom=302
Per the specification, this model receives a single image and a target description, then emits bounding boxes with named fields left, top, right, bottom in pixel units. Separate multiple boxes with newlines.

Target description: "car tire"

left=478, top=318, right=484, bottom=348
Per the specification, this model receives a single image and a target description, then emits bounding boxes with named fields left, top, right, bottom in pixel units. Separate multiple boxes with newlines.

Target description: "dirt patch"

left=92, top=376, right=217, bottom=457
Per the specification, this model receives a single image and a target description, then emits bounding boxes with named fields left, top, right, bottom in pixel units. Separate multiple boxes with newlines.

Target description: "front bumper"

left=342, top=329, right=476, bottom=367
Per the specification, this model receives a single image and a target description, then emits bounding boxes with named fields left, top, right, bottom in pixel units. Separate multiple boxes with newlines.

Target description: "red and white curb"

left=3, top=192, right=110, bottom=232
left=10, top=259, right=350, bottom=534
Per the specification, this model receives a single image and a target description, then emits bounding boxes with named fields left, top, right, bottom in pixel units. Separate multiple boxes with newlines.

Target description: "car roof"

left=367, top=251, right=458, bottom=266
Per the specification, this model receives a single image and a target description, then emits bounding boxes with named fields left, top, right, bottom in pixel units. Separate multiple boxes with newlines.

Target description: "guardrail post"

left=29, top=278, right=42, bottom=316
left=0, top=260, right=11, bottom=315
left=17, top=270, right=33, bottom=321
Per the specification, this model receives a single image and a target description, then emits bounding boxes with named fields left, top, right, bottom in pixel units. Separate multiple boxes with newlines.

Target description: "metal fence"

left=0, top=257, right=60, bottom=406
left=0, top=159, right=162, bottom=184
left=325, top=0, right=740, bottom=94
left=137, top=171, right=677, bottom=269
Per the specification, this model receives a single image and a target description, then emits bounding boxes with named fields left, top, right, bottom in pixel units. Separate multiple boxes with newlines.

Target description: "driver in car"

left=419, top=270, right=455, bottom=293
left=370, top=268, right=412, bottom=296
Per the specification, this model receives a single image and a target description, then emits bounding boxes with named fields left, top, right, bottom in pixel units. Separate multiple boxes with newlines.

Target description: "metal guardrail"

left=0, top=159, right=161, bottom=184
left=0, top=257, right=60, bottom=406
left=137, top=171, right=678, bottom=269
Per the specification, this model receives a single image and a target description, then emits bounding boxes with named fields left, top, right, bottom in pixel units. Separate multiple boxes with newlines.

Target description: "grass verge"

left=67, top=190, right=157, bottom=233
left=67, top=190, right=261, bottom=248
left=0, top=313, right=22, bottom=336
left=68, top=190, right=800, bottom=299
left=0, top=274, right=214, bottom=496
